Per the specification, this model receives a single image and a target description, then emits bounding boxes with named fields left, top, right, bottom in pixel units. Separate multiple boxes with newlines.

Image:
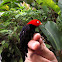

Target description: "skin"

left=25, top=33, right=58, bottom=62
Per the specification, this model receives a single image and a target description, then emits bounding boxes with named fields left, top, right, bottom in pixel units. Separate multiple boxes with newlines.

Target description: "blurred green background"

left=0, top=0, right=62, bottom=62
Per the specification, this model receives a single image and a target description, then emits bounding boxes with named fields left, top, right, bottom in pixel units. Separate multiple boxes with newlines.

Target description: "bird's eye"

left=37, top=21, right=39, bottom=23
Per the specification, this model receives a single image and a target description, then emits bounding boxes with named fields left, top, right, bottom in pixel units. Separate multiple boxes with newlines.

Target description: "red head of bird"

left=27, top=19, right=42, bottom=27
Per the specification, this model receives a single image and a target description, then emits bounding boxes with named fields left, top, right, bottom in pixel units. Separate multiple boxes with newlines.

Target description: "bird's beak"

left=40, top=23, right=42, bottom=25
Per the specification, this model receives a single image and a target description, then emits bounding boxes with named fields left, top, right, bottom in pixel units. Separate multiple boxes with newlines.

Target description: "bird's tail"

left=20, top=48, right=27, bottom=62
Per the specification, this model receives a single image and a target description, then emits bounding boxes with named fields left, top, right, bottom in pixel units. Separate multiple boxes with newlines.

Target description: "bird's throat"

left=29, top=24, right=36, bottom=29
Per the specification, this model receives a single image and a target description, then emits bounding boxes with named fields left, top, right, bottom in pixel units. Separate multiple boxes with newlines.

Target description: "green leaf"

left=36, top=0, right=61, bottom=15
left=0, top=12, right=4, bottom=17
left=1, top=40, right=5, bottom=45
left=19, top=58, right=23, bottom=62
left=0, top=30, right=12, bottom=35
left=58, top=0, right=62, bottom=16
left=56, top=17, right=62, bottom=31
left=40, top=21, right=62, bottom=50
left=0, top=46, right=3, bottom=54
left=45, top=43, right=51, bottom=48
left=14, top=27, right=17, bottom=32
left=3, top=42, right=9, bottom=48
left=18, top=3, right=24, bottom=9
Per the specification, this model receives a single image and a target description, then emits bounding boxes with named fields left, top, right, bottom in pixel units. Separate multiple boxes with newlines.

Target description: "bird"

left=20, top=19, right=42, bottom=62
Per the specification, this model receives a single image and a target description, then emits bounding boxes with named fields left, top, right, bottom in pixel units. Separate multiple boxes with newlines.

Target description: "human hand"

left=25, top=33, right=58, bottom=62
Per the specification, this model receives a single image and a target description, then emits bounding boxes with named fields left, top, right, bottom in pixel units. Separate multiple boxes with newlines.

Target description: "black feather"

left=20, top=24, right=36, bottom=62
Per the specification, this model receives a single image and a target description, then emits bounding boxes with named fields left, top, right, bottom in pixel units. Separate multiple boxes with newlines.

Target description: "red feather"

left=27, top=19, right=41, bottom=27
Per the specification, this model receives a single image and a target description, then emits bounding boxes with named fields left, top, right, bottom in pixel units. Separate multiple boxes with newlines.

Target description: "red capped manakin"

left=20, top=19, right=42, bottom=62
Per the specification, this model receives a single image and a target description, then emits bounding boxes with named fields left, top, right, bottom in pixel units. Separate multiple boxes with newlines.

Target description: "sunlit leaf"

left=5, top=5, right=9, bottom=11
left=1, top=40, right=5, bottom=45
left=0, top=12, right=4, bottom=17
left=0, top=5, right=9, bottom=11
left=0, top=30, right=12, bottom=35
left=36, top=0, right=61, bottom=15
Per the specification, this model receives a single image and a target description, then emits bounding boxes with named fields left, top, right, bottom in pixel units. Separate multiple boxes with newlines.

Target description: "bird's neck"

left=29, top=24, right=36, bottom=29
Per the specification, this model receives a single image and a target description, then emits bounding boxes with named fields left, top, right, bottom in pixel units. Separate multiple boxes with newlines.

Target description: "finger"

left=31, top=54, right=51, bottom=62
left=28, top=40, right=40, bottom=50
left=33, top=33, right=43, bottom=44
left=26, top=49, right=51, bottom=62
left=33, top=33, right=41, bottom=41
left=35, top=40, right=57, bottom=61
left=28, top=40, right=57, bottom=61
left=33, top=33, right=57, bottom=61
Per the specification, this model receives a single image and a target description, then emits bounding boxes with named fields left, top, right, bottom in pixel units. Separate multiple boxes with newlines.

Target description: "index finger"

left=28, top=33, right=42, bottom=50
left=33, top=33, right=43, bottom=44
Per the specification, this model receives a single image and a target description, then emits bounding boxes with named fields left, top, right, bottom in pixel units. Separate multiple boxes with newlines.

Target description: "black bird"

left=20, top=19, right=42, bottom=62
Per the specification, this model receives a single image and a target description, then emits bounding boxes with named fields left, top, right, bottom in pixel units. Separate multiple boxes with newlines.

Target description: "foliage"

left=0, top=0, right=62, bottom=62
left=40, top=21, right=62, bottom=50
left=36, top=0, right=61, bottom=15
left=58, top=0, right=62, bottom=16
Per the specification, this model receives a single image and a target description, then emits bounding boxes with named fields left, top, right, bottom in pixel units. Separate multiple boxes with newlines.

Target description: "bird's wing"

left=20, top=25, right=31, bottom=47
